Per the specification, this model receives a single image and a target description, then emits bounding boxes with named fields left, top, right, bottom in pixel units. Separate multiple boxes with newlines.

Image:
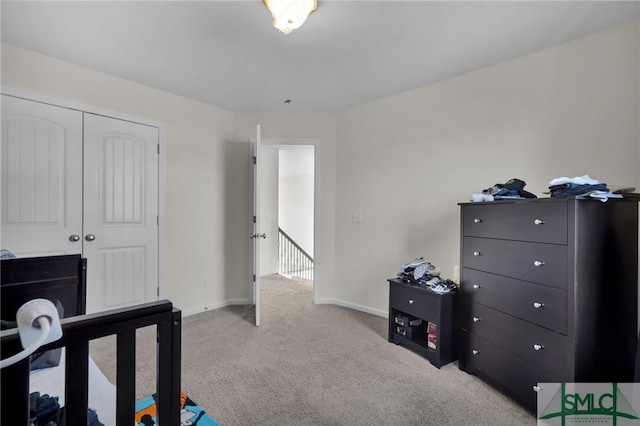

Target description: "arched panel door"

left=83, top=113, right=159, bottom=313
left=1, top=95, right=83, bottom=256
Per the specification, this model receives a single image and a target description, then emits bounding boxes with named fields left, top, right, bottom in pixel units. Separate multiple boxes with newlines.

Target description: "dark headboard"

left=1, top=254, right=87, bottom=323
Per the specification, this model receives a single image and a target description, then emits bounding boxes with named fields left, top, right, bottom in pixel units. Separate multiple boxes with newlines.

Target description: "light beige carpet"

left=91, top=274, right=535, bottom=425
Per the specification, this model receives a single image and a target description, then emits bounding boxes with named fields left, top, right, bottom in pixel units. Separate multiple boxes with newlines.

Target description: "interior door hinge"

left=253, top=215, right=256, bottom=223
left=253, top=274, right=256, bottom=282
left=157, top=215, right=159, bottom=226
left=253, top=156, right=256, bottom=165
left=157, top=287, right=160, bottom=297
left=157, top=144, right=160, bottom=154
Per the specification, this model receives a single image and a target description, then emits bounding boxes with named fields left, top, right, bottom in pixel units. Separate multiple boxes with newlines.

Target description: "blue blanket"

left=135, top=392, right=220, bottom=426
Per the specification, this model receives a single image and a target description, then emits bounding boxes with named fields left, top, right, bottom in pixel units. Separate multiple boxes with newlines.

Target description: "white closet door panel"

left=83, top=114, right=159, bottom=313
left=102, top=246, right=146, bottom=306
left=1, top=95, right=83, bottom=256
left=102, top=134, right=145, bottom=224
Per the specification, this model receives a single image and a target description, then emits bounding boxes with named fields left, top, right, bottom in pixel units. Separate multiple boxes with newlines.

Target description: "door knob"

left=85, top=234, right=96, bottom=242
left=69, top=234, right=80, bottom=242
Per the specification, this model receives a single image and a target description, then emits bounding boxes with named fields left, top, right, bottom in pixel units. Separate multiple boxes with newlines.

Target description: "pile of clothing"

left=29, top=392, right=105, bottom=426
left=0, top=249, right=16, bottom=259
left=397, top=258, right=457, bottom=293
left=471, top=178, right=537, bottom=202
left=548, top=175, right=622, bottom=201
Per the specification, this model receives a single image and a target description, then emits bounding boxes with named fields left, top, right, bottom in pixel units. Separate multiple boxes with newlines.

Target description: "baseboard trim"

left=181, top=298, right=250, bottom=317
left=181, top=297, right=388, bottom=319
left=316, top=298, right=388, bottom=319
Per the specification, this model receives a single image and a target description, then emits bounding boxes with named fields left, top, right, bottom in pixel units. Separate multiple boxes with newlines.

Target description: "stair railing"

left=278, top=227, right=313, bottom=280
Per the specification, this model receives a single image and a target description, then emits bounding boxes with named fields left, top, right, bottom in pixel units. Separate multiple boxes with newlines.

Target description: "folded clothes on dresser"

left=548, top=174, right=621, bottom=201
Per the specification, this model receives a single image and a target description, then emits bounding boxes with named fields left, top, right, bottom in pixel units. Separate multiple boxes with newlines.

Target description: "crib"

left=0, top=254, right=182, bottom=425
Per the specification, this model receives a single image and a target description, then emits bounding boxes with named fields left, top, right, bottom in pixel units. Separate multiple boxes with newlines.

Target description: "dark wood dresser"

left=458, top=197, right=638, bottom=412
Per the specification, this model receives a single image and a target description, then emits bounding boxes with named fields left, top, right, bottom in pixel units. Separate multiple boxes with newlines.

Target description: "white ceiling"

left=2, top=1, right=639, bottom=113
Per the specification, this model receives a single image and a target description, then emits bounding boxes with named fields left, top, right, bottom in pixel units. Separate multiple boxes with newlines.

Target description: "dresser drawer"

left=461, top=268, right=567, bottom=333
left=461, top=331, right=559, bottom=412
left=461, top=300, right=568, bottom=376
left=462, top=237, right=568, bottom=289
left=462, top=201, right=567, bottom=244
left=389, top=280, right=441, bottom=319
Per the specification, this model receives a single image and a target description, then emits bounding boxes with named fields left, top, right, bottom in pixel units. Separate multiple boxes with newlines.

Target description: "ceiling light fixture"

left=263, top=0, right=317, bottom=35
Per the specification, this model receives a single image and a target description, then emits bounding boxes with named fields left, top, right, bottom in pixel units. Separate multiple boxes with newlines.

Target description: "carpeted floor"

left=91, top=274, right=536, bottom=425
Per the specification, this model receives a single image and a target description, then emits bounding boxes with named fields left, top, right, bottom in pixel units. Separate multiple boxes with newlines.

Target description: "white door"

left=83, top=114, right=159, bottom=313
left=1, top=95, right=84, bottom=256
left=1, top=95, right=160, bottom=314
left=250, top=125, right=263, bottom=326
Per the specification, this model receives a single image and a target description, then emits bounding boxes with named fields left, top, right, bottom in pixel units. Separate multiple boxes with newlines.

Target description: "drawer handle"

left=533, top=260, right=545, bottom=267
left=534, top=219, right=545, bottom=225
left=408, top=299, right=414, bottom=305
left=533, top=302, right=544, bottom=309
left=472, top=317, right=481, bottom=322
left=472, top=284, right=481, bottom=290
left=473, top=218, right=482, bottom=224
left=533, top=344, right=544, bottom=351
left=473, top=251, right=482, bottom=257
left=472, top=349, right=479, bottom=355
left=533, top=385, right=541, bottom=392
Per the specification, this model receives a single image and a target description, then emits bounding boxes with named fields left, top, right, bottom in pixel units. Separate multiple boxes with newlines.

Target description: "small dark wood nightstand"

left=388, top=278, right=457, bottom=368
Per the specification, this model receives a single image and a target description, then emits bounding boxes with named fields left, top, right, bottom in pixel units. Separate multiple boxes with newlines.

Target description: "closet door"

left=83, top=114, right=159, bottom=313
left=1, top=95, right=83, bottom=256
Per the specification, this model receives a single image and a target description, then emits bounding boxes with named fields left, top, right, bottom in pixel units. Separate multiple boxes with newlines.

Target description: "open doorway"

left=259, top=140, right=316, bottom=299
left=278, top=146, right=314, bottom=280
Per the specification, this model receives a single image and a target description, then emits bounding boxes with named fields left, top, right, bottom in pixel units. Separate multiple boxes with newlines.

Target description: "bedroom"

left=2, top=1, right=640, bottom=424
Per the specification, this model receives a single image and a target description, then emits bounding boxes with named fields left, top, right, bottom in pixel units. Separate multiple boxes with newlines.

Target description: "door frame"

left=1, top=86, right=167, bottom=301
left=261, top=137, right=320, bottom=304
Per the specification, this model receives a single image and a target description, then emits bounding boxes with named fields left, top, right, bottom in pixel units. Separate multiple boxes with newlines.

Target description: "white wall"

left=1, top=43, right=247, bottom=316
left=2, top=19, right=638, bottom=318
left=1, top=44, right=339, bottom=313
left=333, top=20, right=640, bottom=316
